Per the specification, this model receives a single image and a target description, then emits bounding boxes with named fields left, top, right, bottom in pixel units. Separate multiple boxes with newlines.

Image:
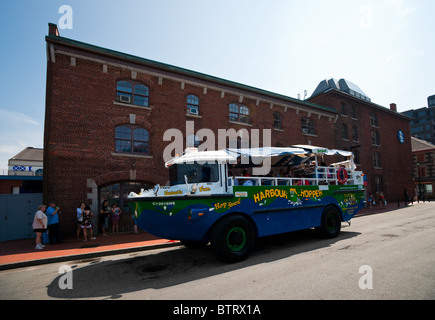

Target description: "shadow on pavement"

left=47, top=228, right=360, bottom=299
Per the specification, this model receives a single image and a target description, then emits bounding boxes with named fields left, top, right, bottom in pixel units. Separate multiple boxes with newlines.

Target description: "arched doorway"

left=98, top=181, right=153, bottom=233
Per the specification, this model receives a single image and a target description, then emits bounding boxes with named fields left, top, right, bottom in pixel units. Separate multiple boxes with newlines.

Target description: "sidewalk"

left=0, top=202, right=414, bottom=271
left=0, top=231, right=180, bottom=271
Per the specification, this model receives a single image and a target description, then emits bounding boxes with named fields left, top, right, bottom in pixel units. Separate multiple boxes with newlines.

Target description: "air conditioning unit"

left=119, top=95, right=131, bottom=103
left=189, top=107, right=199, bottom=115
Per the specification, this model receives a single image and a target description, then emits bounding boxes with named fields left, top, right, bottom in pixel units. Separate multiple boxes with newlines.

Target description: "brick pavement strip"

left=0, top=232, right=180, bottom=271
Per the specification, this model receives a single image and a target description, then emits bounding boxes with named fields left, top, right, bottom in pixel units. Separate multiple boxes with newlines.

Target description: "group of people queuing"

left=98, top=200, right=123, bottom=236
left=76, top=202, right=97, bottom=241
left=32, top=200, right=127, bottom=250
left=32, top=202, right=63, bottom=250
left=367, top=192, right=387, bottom=208
left=76, top=201, right=123, bottom=241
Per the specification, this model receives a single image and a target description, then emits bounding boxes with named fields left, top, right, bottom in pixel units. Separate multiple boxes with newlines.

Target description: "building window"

left=115, top=125, right=150, bottom=155
left=374, top=175, right=384, bottom=193
left=371, top=130, right=380, bottom=145
left=187, top=94, right=199, bottom=115
left=99, top=181, right=152, bottom=216
left=341, top=123, right=349, bottom=140
left=116, top=80, right=149, bottom=107
left=229, top=103, right=250, bottom=124
left=340, top=102, right=347, bottom=116
left=273, top=112, right=283, bottom=130
left=370, top=113, right=378, bottom=127
left=351, top=105, right=357, bottom=119
left=187, top=134, right=200, bottom=148
left=354, top=149, right=360, bottom=165
left=373, top=152, right=382, bottom=168
left=301, top=118, right=316, bottom=135
left=352, top=126, right=359, bottom=142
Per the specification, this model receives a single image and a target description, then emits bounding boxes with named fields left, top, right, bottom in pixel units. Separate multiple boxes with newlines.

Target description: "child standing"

left=111, top=203, right=121, bottom=234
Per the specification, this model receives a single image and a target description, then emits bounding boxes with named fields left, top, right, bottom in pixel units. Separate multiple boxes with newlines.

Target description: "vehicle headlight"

left=191, top=184, right=198, bottom=193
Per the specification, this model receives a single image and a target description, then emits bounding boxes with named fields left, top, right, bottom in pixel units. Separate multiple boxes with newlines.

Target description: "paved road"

left=0, top=203, right=434, bottom=300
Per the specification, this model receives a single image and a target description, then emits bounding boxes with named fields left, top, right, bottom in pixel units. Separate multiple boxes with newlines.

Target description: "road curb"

left=0, top=241, right=181, bottom=271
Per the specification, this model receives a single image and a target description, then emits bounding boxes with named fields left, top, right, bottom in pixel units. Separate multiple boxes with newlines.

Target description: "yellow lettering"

left=253, top=193, right=260, bottom=203
left=164, top=190, right=183, bottom=196
left=299, top=189, right=323, bottom=198
left=260, top=191, right=265, bottom=201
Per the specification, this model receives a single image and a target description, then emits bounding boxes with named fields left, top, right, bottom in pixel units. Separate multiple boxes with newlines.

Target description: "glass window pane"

left=117, top=81, right=132, bottom=93
left=187, top=134, right=200, bottom=147
left=116, top=126, right=131, bottom=139
left=240, top=106, right=249, bottom=115
left=100, top=183, right=121, bottom=204
left=134, top=84, right=149, bottom=96
left=229, top=104, right=239, bottom=113
left=134, top=95, right=148, bottom=106
left=187, top=94, right=199, bottom=106
left=116, top=140, right=131, bottom=153
left=134, top=128, right=149, bottom=141
left=133, top=141, right=149, bottom=154
left=229, top=113, right=238, bottom=122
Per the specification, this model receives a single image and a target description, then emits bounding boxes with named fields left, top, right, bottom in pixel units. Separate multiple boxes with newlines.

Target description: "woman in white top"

left=76, top=202, right=85, bottom=241
left=33, top=204, right=47, bottom=250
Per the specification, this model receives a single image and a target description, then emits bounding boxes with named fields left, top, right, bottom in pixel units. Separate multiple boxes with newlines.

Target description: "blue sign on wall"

left=397, top=130, right=405, bottom=144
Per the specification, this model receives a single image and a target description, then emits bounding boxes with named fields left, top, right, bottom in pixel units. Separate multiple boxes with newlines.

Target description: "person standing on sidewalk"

left=76, top=202, right=85, bottom=241
left=81, top=205, right=96, bottom=241
left=111, top=203, right=121, bottom=234
left=100, top=200, right=110, bottom=236
left=33, top=205, right=47, bottom=250
left=379, top=192, right=387, bottom=208
left=46, top=202, right=62, bottom=244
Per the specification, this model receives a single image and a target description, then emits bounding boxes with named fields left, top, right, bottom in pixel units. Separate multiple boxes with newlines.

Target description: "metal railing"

left=229, top=167, right=362, bottom=186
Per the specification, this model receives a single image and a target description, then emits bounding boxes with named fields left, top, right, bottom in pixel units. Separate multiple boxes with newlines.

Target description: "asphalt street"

left=0, top=202, right=434, bottom=300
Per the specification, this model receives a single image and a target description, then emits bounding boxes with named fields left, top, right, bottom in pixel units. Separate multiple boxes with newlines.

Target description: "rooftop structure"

left=311, top=78, right=371, bottom=102
left=8, top=147, right=43, bottom=176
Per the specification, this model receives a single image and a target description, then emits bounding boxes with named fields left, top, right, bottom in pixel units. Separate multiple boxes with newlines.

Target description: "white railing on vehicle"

left=228, top=167, right=361, bottom=187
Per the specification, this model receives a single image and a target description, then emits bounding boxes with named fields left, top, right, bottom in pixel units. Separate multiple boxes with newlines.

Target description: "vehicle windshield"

left=169, top=162, right=219, bottom=186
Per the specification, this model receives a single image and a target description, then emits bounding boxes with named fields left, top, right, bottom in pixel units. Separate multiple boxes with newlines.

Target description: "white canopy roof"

left=292, top=145, right=354, bottom=157
left=164, top=146, right=354, bottom=167
left=226, top=147, right=306, bottom=158
left=165, top=149, right=237, bottom=167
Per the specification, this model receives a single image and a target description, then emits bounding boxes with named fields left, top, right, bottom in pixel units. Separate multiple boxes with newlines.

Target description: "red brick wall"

left=44, top=52, right=338, bottom=235
left=309, top=92, right=414, bottom=203
left=413, top=149, right=435, bottom=199
left=45, top=35, right=413, bottom=236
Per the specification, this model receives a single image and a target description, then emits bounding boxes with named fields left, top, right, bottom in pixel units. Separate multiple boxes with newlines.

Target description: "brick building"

left=411, top=137, right=435, bottom=199
left=44, top=24, right=413, bottom=235
left=308, top=79, right=413, bottom=204
left=44, top=24, right=342, bottom=235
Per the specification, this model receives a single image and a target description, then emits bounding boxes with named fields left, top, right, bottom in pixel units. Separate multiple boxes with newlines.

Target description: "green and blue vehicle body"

left=128, top=146, right=365, bottom=246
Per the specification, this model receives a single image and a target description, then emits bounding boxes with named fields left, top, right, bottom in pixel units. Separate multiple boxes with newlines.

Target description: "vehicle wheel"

left=210, top=215, right=256, bottom=263
left=317, top=206, right=341, bottom=239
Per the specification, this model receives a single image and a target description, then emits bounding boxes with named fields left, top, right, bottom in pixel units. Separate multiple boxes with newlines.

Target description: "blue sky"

left=1, top=0, right=434, bottom=171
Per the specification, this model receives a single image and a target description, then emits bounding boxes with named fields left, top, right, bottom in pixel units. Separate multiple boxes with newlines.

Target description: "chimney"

left=390, top=103, right=397, bottom=112
left=48, top=23, right=60, bottom=36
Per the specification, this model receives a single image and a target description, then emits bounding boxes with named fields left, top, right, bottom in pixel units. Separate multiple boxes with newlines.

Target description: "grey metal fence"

left=0, top=193, right=43, bottom=241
